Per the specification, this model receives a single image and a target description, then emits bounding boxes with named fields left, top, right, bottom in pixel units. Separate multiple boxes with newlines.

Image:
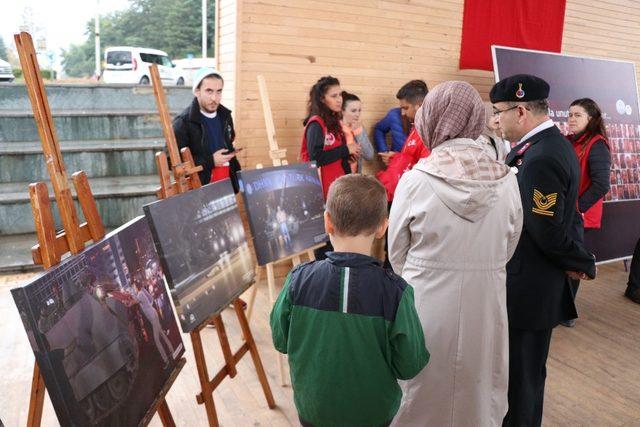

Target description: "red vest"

left=300, top=115, right=346, bottom=199
left=376, top=127, right=430, bottom=202
left=571, top=133, right=610, bottom=229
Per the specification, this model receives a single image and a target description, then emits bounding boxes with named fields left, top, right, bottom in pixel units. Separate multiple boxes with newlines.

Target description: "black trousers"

left=628, top=237, right=640, bottom=291
left=568, top=224, right=590, bottom=305
left=503, top=327, right=553, bottom=427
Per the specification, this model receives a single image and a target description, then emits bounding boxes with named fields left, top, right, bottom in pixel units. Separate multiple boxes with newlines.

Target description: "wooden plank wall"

left=218, top=0, right=640, bottom=169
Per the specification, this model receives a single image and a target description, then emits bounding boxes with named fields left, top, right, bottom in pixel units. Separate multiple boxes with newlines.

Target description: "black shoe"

left=624, top=287, right=640, bottom=304
left=560, top=319, right=576, bottom=328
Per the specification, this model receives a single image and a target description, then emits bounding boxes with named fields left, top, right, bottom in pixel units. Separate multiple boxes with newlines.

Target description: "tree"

left=61, top=0, right=215, bottom=77
left=0, top=37, right=8, bottom=60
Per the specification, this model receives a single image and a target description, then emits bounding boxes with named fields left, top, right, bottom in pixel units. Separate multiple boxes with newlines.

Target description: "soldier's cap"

left=490, top=74, right=550, bottom=103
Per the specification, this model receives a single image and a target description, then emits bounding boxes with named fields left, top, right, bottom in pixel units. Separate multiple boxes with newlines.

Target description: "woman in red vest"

left=300, top=76, right=361, bottom=199
left=563, top=97, right=611, bottom=327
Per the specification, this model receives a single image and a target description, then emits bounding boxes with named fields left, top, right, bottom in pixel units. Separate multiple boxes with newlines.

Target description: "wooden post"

left=15, top=31, right=181, bottom=427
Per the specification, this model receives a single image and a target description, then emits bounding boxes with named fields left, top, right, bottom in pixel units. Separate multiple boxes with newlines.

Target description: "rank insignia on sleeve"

left=532, top=189, right=557, bottom=216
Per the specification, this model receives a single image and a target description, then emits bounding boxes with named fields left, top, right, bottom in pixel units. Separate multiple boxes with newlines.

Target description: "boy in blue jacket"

left=270, top=174, right=429, bottom=427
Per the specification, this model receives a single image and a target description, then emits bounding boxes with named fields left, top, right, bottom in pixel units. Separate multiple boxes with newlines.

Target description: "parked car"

left=172, top=57, right=217, bottom=86
left=102, top=47, right=185, bottom=86
left=0, top=58, right=15, bottom=82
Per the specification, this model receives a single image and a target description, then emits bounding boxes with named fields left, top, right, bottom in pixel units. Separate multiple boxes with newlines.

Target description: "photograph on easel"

left=11, top=217, right=184, bottom=426
left=238, top=163, right=328, bottom=265
left=143, top=179, right=255, bottom=332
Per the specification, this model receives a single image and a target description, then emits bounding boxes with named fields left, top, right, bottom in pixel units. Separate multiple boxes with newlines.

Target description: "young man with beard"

left=173, top=68, right=242, bottom=192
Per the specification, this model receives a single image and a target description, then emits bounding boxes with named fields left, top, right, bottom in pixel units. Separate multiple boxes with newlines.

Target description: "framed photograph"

left=143, top=179, right=255, bottom=332
left=238, top=163, right=328, bottom=265
left=11, top=217, right=184, bottom=426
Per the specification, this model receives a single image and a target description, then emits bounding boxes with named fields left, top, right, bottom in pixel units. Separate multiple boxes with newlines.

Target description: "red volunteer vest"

left=571, top=133, right=610, bottom=229
left=300, top=115, right=346, bottom=199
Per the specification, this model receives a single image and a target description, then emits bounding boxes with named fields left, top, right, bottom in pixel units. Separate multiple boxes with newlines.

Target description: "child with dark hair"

left=374, top=80, right=429, bottom=166
left=270, top=174, right=429, bottom=427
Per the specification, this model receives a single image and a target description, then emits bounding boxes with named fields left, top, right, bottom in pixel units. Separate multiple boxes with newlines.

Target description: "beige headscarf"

left=414, top=81, right=486, bottom=150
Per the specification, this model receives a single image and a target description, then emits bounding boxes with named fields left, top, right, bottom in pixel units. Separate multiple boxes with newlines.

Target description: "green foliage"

left=61, top=0, right=215, bottom=77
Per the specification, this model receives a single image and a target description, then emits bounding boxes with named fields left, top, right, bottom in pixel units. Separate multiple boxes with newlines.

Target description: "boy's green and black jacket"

left=270, top=252, right=429, bottom=427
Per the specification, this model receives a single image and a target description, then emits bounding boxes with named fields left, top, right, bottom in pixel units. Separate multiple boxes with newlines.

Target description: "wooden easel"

left=245, top=75, right=324, bottom=386
left=149, top=64, right=203, bottom=198
left=150, top=66, right=275, bottom=427
left=14, top=31, right=184, bottom=427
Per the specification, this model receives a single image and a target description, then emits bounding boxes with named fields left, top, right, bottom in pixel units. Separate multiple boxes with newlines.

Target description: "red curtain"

left=459, top=0, right=566, bottom=71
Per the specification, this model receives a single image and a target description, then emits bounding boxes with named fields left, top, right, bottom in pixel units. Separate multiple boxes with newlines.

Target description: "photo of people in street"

left=143, top=179, right=255, bottom=332
left=11, top=217, right=184, bottom=427
left=238, top=163, right=328, bottom=265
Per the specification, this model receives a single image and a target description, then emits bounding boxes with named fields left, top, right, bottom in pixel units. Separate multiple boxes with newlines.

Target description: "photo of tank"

left=238, top=162, right=328, bottom=265
left=11, top=217, right=184, bottom=426
left=143, top=179, right=256, bottom=332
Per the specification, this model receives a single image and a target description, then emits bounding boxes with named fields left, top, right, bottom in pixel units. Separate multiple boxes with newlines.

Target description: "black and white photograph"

left=238, top=163, right=328, bottom=265
left=11, top=217, right=184, bottom=427
left=143, top=179, right=255, bottom=332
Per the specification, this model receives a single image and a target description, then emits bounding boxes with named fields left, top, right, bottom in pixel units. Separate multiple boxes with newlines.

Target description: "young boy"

left=270, top=174, right=429, bottom=427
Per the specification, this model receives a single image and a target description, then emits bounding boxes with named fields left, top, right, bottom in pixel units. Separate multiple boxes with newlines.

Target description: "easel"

left=15, top=32, right=184, bottom=427
left=149, top=64, right=203, bottom=198
left=245, top=75, right=325, bottom=386
left=150, top=65, right=275, bottom=427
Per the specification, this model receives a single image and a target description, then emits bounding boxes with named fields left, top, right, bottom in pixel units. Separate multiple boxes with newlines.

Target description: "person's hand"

left=213, top=148, right=236, bottom=166
left=378, top=151, right=397, bottom=166
left=566, top=270, right=595, bottom=281
left=347, top=142, right=361, bottom=157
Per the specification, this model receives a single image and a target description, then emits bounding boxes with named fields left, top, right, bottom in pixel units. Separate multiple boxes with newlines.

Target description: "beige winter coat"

left=389, top=138, right=523, bottom=427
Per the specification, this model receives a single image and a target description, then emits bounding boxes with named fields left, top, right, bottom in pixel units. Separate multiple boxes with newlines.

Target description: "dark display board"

left=143, top=179, right=255, bottom=332
left=12, top=217, right=185, bottom=426
left=493, top=46, right=640, bottom=262
left=238, top=163, right=328, bottom=265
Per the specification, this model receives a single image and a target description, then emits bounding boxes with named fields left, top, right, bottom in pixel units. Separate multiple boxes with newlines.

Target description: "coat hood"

left=412, top=138, right=514, bottom=222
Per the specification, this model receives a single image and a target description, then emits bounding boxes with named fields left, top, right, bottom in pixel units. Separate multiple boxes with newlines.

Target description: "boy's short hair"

left=326, top=174, right=388, bottom=236
left=396, top=79, right=429, bottom=104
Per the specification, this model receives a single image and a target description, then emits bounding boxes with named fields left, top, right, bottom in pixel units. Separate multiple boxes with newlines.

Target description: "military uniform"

left=491, top=75, right=596, bottom=427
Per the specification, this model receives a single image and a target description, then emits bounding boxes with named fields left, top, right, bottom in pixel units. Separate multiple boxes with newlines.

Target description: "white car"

left=102, top=47, right=185, bottom=86
left=0, top=58, right=15, bottom=82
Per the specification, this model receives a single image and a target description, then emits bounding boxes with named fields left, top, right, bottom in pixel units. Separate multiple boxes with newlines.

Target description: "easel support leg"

left=265, top=262, right=287, bottom=385
left=191, top=330, right=220, bottom=427
left=213, top=315, right=237, bottom=378
left=26, top=362, right=45, bottom=427
left=157, top=399, right=175, bottom=427
left=246, top=266, right=261, bottom=323
left=234, top=299, right=276, bottom=408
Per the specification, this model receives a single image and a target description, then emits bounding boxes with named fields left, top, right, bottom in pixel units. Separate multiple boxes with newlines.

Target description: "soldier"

left=490, top=74, right=597, bottom=427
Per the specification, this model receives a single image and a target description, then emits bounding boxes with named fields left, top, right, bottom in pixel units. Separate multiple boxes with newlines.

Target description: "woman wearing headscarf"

left=388, top=81, right=523, bottom=426
left=477, top=101, right=510, bottom=162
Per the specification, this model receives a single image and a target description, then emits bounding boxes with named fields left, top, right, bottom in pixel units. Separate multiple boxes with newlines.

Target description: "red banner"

left=459, top=0, right=566, bottom=71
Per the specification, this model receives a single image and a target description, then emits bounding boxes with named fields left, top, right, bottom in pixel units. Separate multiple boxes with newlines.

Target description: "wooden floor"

left=1, top=262, right=639, bottom=426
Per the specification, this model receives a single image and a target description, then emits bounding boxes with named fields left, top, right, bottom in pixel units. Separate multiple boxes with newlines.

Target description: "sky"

left=1, top=0, right=130, bottom=67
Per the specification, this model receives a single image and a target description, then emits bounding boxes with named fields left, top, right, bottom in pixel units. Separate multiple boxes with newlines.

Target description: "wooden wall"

left=217, top=0, right=640, bottom=169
